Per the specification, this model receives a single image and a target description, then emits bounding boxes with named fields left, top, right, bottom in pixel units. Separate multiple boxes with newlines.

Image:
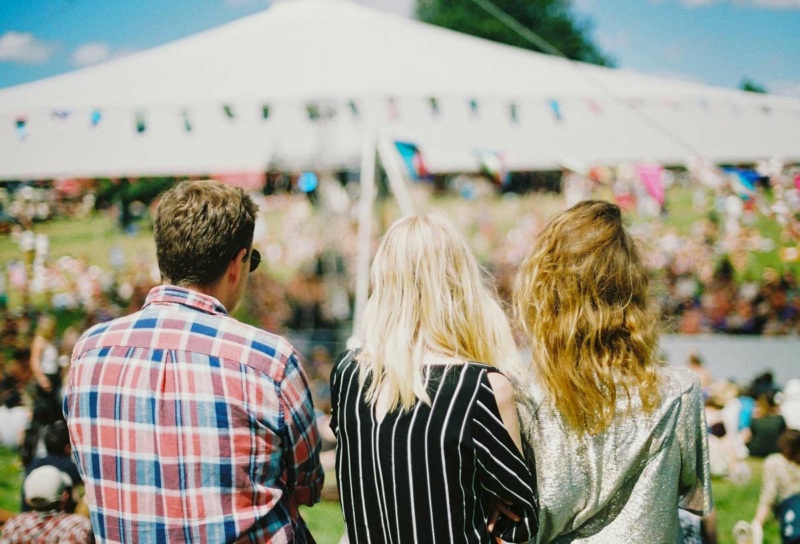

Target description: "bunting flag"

left=15, top=117, right=27, bottom=140
left=297, top=171, right=319, bottom=193
left=509, top=103, right=519, bottom=124
left=394, top=141, right=430, bottom=180
left=182, top=110, right=193, bottom=133
left=387, top=97, right=399, bottom=120
left=90, top=109, right=103, bottom=127
left=348, top=100, right=359, bottom=117
left=429, top=97, right=440, bottom=116
left=634, top=163, right=665, bottom=206
left=223, top=104, right=236, bottom=119
left=722, top=167, right=760, bottom=199
left=469, top=98, right=479, bottom=116
left=474, top=149, right=509, bottom=186
left=549, top=99, right=562, bottom=121
left=262, top=104, right=270, bottom=120
left=306, top=103, right=320, bottom=121
left=135, top=111, right=146, bottom=134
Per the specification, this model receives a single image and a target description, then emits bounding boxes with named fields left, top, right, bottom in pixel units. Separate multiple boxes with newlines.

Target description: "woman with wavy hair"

left=513, top=200, right=712, bottom=543
left=330, top=213, right=538, bottom=543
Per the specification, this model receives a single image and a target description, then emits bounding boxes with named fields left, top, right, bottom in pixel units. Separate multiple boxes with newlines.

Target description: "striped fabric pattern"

left=64, top=286, right=323, bottom=544
left=330, top=353, right=538, bottom=544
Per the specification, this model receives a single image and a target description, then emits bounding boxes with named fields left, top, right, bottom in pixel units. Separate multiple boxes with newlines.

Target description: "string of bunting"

left=6, top=94, right=790, bottom=141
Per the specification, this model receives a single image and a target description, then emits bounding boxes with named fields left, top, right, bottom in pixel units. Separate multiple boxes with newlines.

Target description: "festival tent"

left=0, top=0, right=799, bottom=181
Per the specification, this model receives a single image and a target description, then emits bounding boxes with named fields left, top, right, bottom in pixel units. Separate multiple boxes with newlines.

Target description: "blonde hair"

left=35, top=314, right=56, bottom=340
left=359, top=213, right=523, bottom=412
left=513, top=200, right=661, bottom=435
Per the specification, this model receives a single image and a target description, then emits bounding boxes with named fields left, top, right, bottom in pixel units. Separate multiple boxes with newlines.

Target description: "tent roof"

left=1, top=0, right=798, bottom=179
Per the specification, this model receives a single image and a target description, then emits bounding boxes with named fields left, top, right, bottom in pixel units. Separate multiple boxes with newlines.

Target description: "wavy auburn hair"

left=513, top=200, right=661, bottom=435
left=359, top=213, right=523, bottom=412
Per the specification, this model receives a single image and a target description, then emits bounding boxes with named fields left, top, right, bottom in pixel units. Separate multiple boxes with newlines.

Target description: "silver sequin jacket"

left=517, top=366, right=713, bottom=544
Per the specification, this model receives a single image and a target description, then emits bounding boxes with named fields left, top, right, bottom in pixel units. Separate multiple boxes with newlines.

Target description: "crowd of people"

left=1, top=163, right=799, bottom=357
left=0, top=163, right=799, bottom=542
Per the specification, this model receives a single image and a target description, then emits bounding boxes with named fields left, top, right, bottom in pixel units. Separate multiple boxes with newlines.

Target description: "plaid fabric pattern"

left=64, top=286, right=323, bottom=544
left=0, top=511, right=93, bottom=544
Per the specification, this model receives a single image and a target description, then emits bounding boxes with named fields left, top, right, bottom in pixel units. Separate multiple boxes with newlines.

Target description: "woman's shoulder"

left=657, top=365, right=703, bottom=398
left=331, top=348, right=361, bottom=382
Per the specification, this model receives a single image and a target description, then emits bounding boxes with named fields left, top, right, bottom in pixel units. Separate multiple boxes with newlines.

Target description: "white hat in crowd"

left=23, top=465, right=73, bottom=511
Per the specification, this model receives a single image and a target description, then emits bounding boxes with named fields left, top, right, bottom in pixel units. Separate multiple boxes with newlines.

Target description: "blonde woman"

left=513, top=200, right=712, bottom=543
left=330, top=213, right=538, bottom=543
left=30, top=314, right=62, bottom=424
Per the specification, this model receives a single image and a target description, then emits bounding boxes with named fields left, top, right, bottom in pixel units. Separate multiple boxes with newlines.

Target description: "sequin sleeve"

left=677, top=375, right=714, bottom=515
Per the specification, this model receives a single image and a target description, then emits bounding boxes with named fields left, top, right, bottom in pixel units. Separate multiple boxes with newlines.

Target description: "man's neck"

left=172, top=282, right=232, bottom=312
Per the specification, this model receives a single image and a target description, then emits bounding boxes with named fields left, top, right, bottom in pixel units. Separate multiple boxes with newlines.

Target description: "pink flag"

left=635, top=163, right=665, bottom=206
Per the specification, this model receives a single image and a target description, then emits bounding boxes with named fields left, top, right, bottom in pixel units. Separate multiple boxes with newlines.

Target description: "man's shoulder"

left=223, top=317, right=300, bottom=376
left=73, top=307, right=300, bottom=380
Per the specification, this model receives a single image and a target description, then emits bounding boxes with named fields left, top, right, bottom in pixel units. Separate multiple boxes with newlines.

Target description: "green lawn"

left=0, top=446, right=780, bottom=543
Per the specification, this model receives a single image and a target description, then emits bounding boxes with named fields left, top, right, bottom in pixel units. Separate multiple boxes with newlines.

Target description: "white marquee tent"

left=1, top=0, right=799, bottom=180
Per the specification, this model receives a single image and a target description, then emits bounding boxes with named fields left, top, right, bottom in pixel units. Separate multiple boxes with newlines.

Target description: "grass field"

left=0, top=446, right=780, bottom=543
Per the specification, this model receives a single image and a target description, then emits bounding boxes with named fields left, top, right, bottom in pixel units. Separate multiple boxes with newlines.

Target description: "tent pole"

left=377, top=131, right=415, bottom=217
left=350, top=132, right=377, bottom=347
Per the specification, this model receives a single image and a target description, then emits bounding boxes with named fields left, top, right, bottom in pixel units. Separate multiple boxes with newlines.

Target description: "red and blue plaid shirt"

left=0, top=511, right=93, bottom=544
left=64, top=286, right=323, bottom=544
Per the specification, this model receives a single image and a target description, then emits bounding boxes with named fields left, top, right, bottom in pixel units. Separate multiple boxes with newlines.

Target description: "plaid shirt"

left=64, top=286, right=323, bottom=544
left=0, top=511, right=92, bottom=544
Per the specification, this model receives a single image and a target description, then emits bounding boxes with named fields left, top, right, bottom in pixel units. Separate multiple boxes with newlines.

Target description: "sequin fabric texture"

left=517, top=366, right=713, bottom=544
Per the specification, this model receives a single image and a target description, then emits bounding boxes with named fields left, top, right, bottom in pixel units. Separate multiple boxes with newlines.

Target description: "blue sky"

left=1, top=0, right=799, bottom=97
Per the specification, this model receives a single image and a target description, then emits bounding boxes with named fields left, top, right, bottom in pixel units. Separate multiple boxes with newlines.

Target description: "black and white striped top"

left=330, top=351, right=538, bottom=544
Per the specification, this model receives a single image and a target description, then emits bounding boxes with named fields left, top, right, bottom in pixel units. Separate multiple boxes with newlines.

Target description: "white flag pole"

left=350, top=132, right=377, bottom=347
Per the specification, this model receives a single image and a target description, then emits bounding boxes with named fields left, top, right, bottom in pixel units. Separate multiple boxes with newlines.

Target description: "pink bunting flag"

left=634, top=163, right=665, bottom=206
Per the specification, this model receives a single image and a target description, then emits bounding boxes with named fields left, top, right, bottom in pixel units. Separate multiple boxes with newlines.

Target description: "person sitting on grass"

left=0, top=465, right=92, bottom=544
left=735, top=428, right=800, bottom=544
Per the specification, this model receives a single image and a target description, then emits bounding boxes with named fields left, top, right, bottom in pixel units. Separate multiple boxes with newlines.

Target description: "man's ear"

left=227, top=247, right=248, bottom=285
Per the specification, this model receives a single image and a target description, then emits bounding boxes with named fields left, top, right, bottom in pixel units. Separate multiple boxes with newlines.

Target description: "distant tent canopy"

left=0, top=0, right=798, bottom=181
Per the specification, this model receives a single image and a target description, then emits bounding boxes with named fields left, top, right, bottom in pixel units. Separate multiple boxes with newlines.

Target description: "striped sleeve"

left=472, top=370, right=538, bottom=543
left=280, top=351, right=324, bottom=507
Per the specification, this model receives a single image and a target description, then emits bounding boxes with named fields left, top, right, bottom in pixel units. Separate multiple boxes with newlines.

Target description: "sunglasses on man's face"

left=249, top=249, right=261, bottom=273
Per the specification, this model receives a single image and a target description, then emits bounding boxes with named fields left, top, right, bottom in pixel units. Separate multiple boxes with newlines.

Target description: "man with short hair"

left=0, top=465, right=92, bottom=544
left=21, top=420, right=82, bottom=513
left=64, top=180, right=323, bottom=543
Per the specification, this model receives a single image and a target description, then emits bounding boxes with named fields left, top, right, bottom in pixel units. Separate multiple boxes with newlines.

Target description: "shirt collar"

left=142, top=285, right=229, bottom=316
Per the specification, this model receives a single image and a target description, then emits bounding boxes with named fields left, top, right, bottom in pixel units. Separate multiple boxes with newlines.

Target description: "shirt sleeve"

left=677, top=375, right=714, bottom=515
left=280, top=352, right=324, bottom=507
left=472, top=369, right=539, bottom=543
left=328, top=349, right=355, bottom=437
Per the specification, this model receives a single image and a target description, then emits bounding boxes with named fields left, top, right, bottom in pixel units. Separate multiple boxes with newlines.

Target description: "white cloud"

left=0, top=31, right=57, bottom=64
left=71, top=42, right=135, bottom=67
